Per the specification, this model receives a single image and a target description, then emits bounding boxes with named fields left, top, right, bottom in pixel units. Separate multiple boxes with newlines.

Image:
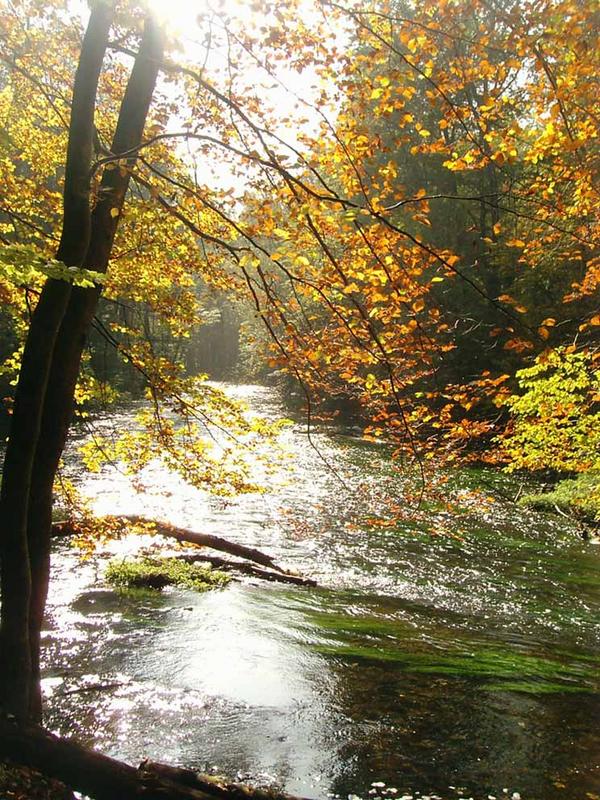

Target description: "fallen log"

left=52, top=517, right=281, bottom=571
left=141, top=760, right=301, bottom=800
left=0, top=721, right=310, bottom=800
left=121, top=515, right=283, bottom=571
left=52, top=515, right=316, bottom=586
left=51, top=516, right=317, bottom=586
left=178, top=553, right=317, bottom=587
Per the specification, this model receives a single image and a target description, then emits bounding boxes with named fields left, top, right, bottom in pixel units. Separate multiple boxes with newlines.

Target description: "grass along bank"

left=518, top=473, right=600, bottom=531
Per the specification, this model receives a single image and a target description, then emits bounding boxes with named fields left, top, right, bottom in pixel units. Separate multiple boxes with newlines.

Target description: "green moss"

left=310, top=607, right=600, bottom=694
left=518, top=472, right=600, bottom=524
left=315, top=639, right=599, bottom=694
left=105, top=557, right=231, bottom=592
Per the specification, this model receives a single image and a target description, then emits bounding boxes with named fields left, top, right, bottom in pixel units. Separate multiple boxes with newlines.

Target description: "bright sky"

left=71, top=0, right=346, bottom=192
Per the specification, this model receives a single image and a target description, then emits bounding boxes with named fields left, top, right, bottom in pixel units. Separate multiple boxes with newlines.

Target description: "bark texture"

left=0, top=7, right=164, bottom=722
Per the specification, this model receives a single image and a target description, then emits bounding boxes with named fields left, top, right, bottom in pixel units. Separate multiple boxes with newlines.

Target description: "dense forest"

left=0, top=0, right=598, bottom=798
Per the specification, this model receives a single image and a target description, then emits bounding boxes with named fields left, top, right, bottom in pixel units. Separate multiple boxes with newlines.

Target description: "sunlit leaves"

left=500, top=348, right=600, bottom=473
left=2, top=0, right=598, bottom=487
left=79, top=374, right=292, bottom=495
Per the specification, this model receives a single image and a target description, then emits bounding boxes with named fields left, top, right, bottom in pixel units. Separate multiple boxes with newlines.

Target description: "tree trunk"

left=0, top=722, right=310, bottom=800
left=0, top=3, right=114, bottom=720
left=25, top=14, right=165, bottom=722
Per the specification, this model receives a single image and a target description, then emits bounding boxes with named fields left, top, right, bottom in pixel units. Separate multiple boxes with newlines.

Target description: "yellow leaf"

left=590, top=315, right=600, bottom=326
left=493, top=222, right=501, bottom=236
left=110, top=207, right=119, bottom=218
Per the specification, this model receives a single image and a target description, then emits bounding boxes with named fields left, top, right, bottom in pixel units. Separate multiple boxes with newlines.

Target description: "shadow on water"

left=42, top=385, right=600, bottom=800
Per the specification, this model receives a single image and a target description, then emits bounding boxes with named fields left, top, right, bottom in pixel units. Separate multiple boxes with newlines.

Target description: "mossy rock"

left=105, top=557, right=231, bottom=592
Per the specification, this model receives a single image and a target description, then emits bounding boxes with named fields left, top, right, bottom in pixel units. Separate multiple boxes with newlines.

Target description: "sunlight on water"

left=44, top=384, right=600, bottom=800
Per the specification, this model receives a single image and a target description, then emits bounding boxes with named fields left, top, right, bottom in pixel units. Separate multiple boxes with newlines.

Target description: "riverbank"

left=518, top=472, right=600, bottom=533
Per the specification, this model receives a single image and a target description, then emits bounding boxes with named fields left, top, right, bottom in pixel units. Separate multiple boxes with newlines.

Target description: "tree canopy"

left=1, top=0, right=597, bottom=472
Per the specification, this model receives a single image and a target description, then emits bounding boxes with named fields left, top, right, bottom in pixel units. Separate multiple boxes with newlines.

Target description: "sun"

left=143, top=0, right=203, bottom=37
left=143, top=0, right=257, bottom=42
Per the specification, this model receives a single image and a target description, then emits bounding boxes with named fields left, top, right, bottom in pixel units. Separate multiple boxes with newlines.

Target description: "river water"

left=42, top=385, right=599, bottom=800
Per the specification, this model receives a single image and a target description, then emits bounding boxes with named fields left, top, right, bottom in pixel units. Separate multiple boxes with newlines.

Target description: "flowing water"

left=42, top=385, right=599, bottom=800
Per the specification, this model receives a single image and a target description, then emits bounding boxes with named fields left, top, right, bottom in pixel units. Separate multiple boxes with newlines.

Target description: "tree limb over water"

left=0, top=720, right=311, bottom=800
left=50, top=516, right=317, bottom=587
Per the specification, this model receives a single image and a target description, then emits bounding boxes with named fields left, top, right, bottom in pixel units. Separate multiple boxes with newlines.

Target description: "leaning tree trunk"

left=0, top=3, right=114, bottom=720
left=24, top=15, right=165, bottom=722
left=0, top=721, right=311, bottom=800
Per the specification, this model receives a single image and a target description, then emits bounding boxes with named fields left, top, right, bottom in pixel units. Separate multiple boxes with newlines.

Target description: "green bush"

left=501, top=347, right=600, bottom=473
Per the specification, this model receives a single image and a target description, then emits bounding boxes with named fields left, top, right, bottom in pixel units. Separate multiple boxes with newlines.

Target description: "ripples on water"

left=42, top=385, right=600, bottom=800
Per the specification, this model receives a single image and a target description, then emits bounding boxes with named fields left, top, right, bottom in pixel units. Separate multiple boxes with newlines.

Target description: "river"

left=42, top=384, right=599, bottom=800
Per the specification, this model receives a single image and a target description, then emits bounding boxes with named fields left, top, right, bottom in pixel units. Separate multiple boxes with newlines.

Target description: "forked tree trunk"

left=0, top=5, right=164, bottom=722
left=26, top=14, right=165, bottom=722
left=0, top=2, right=114, bottom=720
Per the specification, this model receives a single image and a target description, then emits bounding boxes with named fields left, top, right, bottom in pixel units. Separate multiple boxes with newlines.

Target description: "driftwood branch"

left=50, top=516, right=317, bottom=586
left=178, top=552, right=317, bottom=587
left=0, top=721, right=310, bottom=800
left=120, top=515, right=282, bottom=570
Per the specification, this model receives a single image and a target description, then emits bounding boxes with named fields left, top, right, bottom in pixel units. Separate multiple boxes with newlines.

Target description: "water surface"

left=43, top=385, right=600, bottom=800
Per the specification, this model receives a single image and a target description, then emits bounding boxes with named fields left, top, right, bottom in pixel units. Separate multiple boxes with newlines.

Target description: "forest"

left=0, top=0, right=598, bottom=798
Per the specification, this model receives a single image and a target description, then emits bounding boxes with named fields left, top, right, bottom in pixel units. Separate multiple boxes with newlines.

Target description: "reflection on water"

left=43, top=385, right=600, bottom=800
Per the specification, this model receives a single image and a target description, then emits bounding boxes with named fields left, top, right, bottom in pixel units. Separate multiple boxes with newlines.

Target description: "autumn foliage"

left=0, top=0, right=598, bottom=475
